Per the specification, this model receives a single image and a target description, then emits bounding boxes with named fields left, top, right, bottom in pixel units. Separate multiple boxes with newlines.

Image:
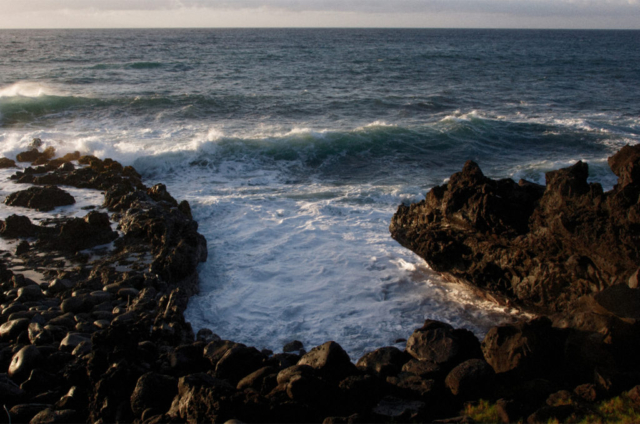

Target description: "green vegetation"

left=463, top=390, right=640, bottom=424
left=578, top=392, right=640, bottom=424
left=464, top=399, right=503, bottom=423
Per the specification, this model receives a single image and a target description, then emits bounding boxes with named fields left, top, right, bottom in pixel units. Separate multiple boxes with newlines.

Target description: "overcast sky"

left=0, top=0, right=639, bottom=29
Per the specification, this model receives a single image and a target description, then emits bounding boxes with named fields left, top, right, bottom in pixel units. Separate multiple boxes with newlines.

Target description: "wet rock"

left=0, top=157, right=16, bottom=168
left=130, top=372, right=178, bottom=417
left=15, top=240, right=30, bottom=255
left=406, top=320, right=481, bottom=368
left=0, top=372, right=25, bottom=406
left=215, top=345, right=265, bottom=384
left=372, top=396, right=426, bottom=422
left=390, top=146, right=640, bottom=313
left=8, top=345, right=42, bottom=382
left=55, top=386, right=88, bottom=411
left=481, top=317, right=562, bottom=378
left=204, top=340, right=243, bottom=367
left=16, top=148, right=42, bottom=163
left=15, top=285, right=44, bottom=302
left=167, top=373, right=235, bottom=423
left=283, top=340, right=304, bottom=353
left=170, top=343, right=208, bottom=374
left=356, top=346, right=408, bottom=377
left=0, top=214, right=37, bottom=238
left=444, top=358, right=496, bottom=398
left=147, top=183, right=178, bottom=206
left=339, top=374, right=385, bottom=412
left=5, top=185, right=75, bottom=211
left=30, top=407, right=78, bottom=423
left=236, top=366, right=278, bottom=392
left=72, top=340, right=93, bottom=356
left=286, top=373, right=335, bottom=409
left=401, top=359, right=444, bottom=379
left=40, top=211, right=118, bottom=252
left=298, top=341, right=357, bottom=382
left=8, top=404, right=52, bottom=423
left=28, top=322, right=54, bottom=346
left=61, top=296, right=91, bottom=314
left=0, top=318, right=30, bottom=341
left=276, top=364, right=316, bottom=386
left=386, top=373, right=440, bottom=400
left=20, top=369, right=59, bottom=394
left=48, top=278, right=74, bottom=294
left=196, top=328, right=220, bottom=343
left=59, top=332, right=91, bottom=352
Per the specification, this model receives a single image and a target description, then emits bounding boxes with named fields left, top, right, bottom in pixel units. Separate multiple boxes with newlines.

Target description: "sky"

left=0, top=0, right=639, bottom=29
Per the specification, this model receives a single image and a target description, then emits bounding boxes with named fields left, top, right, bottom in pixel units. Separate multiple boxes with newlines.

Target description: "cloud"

left=3, top=0, right=639, bottom=18
left=0, top=0, right=638, bottom=28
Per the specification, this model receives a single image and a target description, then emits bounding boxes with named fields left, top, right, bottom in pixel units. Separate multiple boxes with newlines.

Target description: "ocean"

left=0, top=28, right=639, bottom=359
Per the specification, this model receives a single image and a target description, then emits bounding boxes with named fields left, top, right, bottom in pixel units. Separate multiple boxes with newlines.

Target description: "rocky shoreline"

left=1, top=143, right=639, bottom=423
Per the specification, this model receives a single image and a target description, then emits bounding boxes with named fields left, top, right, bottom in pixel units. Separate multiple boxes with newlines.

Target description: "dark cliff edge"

left=391, top=145, right=640, bottom=315
left=1, top=143, right=639, bottom=424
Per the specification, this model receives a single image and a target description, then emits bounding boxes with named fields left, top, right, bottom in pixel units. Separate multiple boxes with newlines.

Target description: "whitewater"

left=1, top=29, right=639, bottom=358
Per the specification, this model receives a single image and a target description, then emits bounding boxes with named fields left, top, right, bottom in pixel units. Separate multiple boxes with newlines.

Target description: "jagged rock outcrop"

left=390, top=145, right=640, bottom=313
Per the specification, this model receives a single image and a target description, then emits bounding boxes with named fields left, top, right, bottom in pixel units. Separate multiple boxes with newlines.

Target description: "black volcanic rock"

left=390, top=145, right=640, bottom=313
left=0, top=214, right=37, bottom=238
left=5, top=185, right=75, bottom=211
left=0, top=157, right=16, bottom=168
left=405, top=320, right=482, bottom=368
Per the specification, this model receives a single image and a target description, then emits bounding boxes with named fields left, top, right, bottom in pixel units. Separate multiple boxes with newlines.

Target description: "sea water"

left=0, top=29, right=639, bottom=359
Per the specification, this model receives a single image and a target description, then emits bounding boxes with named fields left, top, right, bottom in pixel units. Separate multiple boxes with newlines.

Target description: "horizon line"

left=1, top=26, right=639, bottom=31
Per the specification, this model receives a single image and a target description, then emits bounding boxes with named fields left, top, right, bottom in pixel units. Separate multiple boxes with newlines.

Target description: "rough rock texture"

left=390, top=145, right=640, bottom=313
left=0, top=157, right=16, bottom=168
left=5, top=185, right=75, bottom=211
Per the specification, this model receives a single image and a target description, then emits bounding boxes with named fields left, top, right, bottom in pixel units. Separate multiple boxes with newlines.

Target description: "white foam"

left=0, top=81, right=63, bottom=98
left=177, top=169, right=519, bottom=360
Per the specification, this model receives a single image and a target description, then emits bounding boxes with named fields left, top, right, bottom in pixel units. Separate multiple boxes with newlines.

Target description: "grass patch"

left=464, top=399, right=502, bottom=423
left=578, top=392, right=640, bottom=424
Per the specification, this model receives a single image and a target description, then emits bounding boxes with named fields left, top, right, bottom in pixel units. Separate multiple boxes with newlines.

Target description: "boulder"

left=481, top=318, right=562, bottom=378
left=444, top=358, right=496, bottom=398
left=356, top=346, right=408, bottom=377
left=167, top=373, right=235, bottom=423
left=8, top=404, right=52, bottom=423
left=59, top=333, right=91, bottom=352
left=15, top=285, right=44, bottom=302
left=170, top=343, right=208, bottom=374
left=386, top=373, right=440, bottom=400
left=0, top=157, right=16, bottom=168
left=28, top=322, right=54, bottom=346
left=236, top=366, right=278, bottom=392
left=0, top=373, right=25, bottom=406
left=41, top=212, right=118, bottom=252
left=372, top=396, right=426, bottom=422
left=276, top=364, right=316, bottom=386
left=283, top=340, right=304, bottom=353
left=401, top=359, right=444, bottom=379
left=130, top=372, right=178, bottom=416
left=5, top=185, right=75, bottom=211
left=406, top=320, right=481, bottom=368
left=0, top=318, right=30, bottom=341
left=8, top=345, right=42, bottom=382
left=29, top=408, right=78, bottom=423
left=214, top=345, right=265, bottom=384
left=0, top=214, right=37, bottom=238
left=298, top=341, right=357, bottom=382
left=195, top=328, right=220, bottom=343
